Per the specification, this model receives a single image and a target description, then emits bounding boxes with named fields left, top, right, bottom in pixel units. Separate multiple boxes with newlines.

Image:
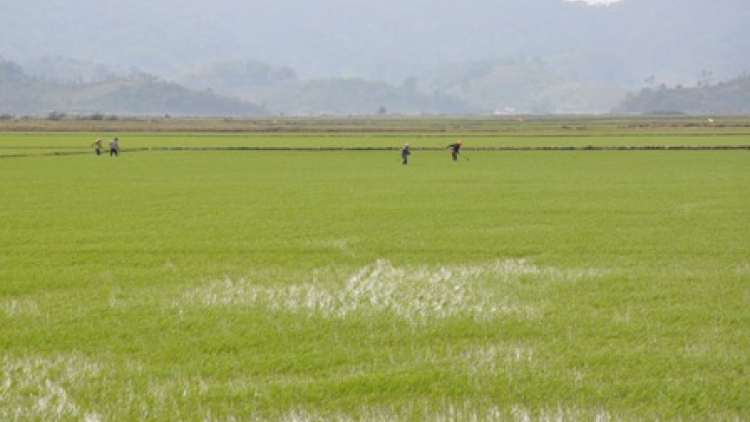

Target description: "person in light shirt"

left=109, top=137, right=120, bottom=157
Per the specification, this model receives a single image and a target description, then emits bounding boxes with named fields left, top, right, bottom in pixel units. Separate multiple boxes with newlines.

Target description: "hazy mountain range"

left=2, top=0, right=748, bottom=115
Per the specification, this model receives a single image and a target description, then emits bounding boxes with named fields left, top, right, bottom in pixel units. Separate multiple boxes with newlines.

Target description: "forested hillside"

left=615, top=74, right=750, bottom=114
left=0, top=61, right=267, bottom=116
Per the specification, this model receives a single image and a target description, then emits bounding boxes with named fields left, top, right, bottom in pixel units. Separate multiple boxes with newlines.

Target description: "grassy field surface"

left=1, top=118, right=749, bottom=421
left=2, top=115, right=750, bottom=157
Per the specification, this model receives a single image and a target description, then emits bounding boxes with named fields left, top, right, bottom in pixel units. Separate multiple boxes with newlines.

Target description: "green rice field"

left=1, top=116, right=749, bottom=421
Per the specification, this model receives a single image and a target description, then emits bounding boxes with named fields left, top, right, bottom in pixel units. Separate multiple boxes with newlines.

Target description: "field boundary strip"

left=142, top=145, right=750, bottom=151
left=1, top=144, right=749, bottom=159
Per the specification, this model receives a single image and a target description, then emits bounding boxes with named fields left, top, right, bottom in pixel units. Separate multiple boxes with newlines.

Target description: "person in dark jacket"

left=401, top=143, right=411, bottom=165
left=447, top=139, right=463, bottom=161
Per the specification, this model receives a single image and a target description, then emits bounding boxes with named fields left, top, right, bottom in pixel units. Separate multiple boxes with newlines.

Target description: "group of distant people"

left=91, top=137, right=120, bottom=156
left=401, top=139, right=463, bottom=165
left=92, top=136, right=463, bottom=162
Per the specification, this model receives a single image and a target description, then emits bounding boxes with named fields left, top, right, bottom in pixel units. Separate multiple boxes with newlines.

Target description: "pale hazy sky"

left=568, top=0, right=622, bottom=4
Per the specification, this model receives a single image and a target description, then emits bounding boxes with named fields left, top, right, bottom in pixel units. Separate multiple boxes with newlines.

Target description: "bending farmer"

left=447, top=139, right=463, bottom=161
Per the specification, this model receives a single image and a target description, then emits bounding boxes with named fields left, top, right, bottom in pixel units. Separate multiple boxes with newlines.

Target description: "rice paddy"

left=1, top=116, right=749, bottom=421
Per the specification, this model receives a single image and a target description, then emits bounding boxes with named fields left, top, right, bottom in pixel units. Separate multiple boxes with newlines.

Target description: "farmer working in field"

left=447, top=139, right=463, bottom=161
left=109, top=137, right=120, bottom=157
left=91, top=138, right=103, bottom=156
left=401, top=143, right=411, bottom=165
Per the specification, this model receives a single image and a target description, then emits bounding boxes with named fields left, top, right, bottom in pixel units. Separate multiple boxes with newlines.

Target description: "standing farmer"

left=447, top=139, right=463, bottom=161
left=401, top=143, right=411, bottom=165
left=91, top=138, right=103, bottom=156
left=109, top=137, right=120, bottom=157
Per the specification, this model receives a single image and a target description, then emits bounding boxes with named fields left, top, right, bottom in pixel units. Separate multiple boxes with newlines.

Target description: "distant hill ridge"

left=1, top=0, right=748, bottom=114
left=0, top=60, right=267, bottom=116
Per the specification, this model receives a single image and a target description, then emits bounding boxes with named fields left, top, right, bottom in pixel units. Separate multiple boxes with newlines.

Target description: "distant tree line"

left=615, top=74, right=750, bottom=114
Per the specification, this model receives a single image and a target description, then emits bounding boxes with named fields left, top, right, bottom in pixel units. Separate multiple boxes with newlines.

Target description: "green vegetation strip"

left=2, top=145, right=749, bottom=159
left=1, top=124, right=749, bottom=421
